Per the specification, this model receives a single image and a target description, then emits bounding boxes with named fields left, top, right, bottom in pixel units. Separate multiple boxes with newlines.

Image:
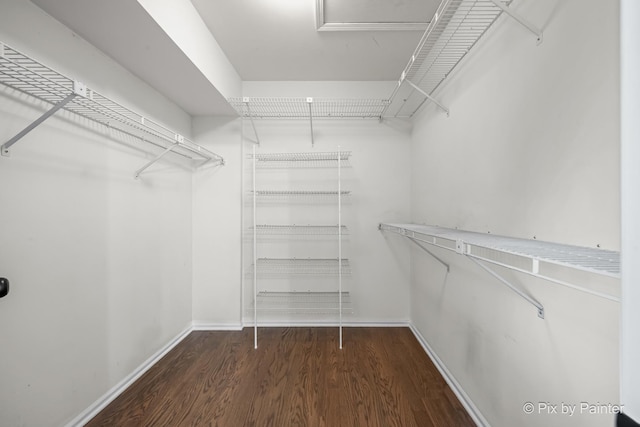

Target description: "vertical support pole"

left=307, top=98, right=315, bottom=147
left=253, top=144, right=258, bottom=349
left=338, top=146, right=342, bottom=349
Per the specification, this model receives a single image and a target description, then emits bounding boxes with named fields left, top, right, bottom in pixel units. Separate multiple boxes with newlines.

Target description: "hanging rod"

left=383, top=0, right=543, bottom=118
left=380, top=223, right=620, bottom=304
left=0, top=41, right=224, bottom=174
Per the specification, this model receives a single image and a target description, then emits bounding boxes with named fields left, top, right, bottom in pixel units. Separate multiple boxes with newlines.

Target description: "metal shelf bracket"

left=467, top=255, right=545, bottom=319
left=408, top=237, right=450, bottom=272
left=405, top=78, right=450, bottom=117
left=134, top=143, right=179, bottom=179
left=1, top=81, right=86, bottom=157
left=489, top=0, right=543, bottom=45
left=243, top=98, right=261, bottom=146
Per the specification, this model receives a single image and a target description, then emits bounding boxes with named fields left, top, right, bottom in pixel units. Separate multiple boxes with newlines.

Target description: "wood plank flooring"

left=86, top=327, right=475, bottom=427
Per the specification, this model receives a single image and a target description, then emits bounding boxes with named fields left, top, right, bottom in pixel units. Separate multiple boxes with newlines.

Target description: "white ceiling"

left=191, top=0, right=437, bottom=81
left=30, top=0, right=440, bottom=114
left=324, top=0, right=430, bottom=24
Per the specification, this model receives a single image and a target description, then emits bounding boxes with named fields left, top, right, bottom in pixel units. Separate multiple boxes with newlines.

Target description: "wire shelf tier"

left=255, top=291, right=353, bottom=315
left=229, top=97, right=389, bottom=119
left=252, top=225, right=348, bottom=236
left=255, top=258, right=351, bottom=277
left=380, top=223, right=620, bottom=278
left=387, top=0, right=508, bottom=117
left=255, top=190, right=351, bottom=196
left=0, top=42, right=223, bottom=164
left=252, top=151, right=352, bottom=168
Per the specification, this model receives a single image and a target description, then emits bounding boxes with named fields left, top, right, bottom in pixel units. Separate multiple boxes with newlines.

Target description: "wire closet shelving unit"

left=0, top=42, right=223, bottom=177
left=250, top=149, right=351, bottom=349
left=229, top=1, right=541, bottom=123
left=380, top=223, right=620, bottom=319
left=230, top=97, right=389, bottom=146
left=383, top=0, right=542, bottom=118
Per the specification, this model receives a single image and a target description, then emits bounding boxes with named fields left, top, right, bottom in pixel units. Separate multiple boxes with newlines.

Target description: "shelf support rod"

left=338, top=146, right=342, bottom=349
left=467, top=256, right=545, bottom=319
left=134, top=143, right=178, bottom=179
left=489, top=0, right=543, bottom=44
left=307, top=98, right=315, bottom=147
left=408, top=237, right=450, bottom=272
left=405, top=79, right=450, bottom=116
left=252, top=144, right=258, bottom=349
left=1, top=92, right=77, bottom=157
left=244, top=98, right=260, bottom=146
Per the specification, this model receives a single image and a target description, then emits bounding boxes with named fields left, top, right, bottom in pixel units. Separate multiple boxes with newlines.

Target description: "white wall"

left=407, top=0, right=620, bottom=426
left=0, top=1, right=194, bottom=425
left=191, top=116, right=243, bottom=328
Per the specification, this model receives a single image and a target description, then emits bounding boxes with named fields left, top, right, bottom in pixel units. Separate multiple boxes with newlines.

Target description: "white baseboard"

left=242, top=320, right=411, bottom=328
left=65, top=324, right=192, bottom=427
left=192, top=322, right=243, bottom=331
left=409, top=324, right=490, bottom=427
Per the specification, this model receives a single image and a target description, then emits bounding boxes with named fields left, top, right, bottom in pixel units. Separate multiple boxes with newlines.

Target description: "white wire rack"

left=232, top=98, right=388, bottom=146
left=385, top=0, right=542, bottom=117
left=380, top=223, right=620, bottom=305
left=252, top=151, right=352, bottom=168
left=254, top=258, right=351, bottom=277
left=0, top=41, right=224, bottom=175
left=255, top=190, right=351, bottom=196
left=230, top=97, right=388, bottom=119
left=255, top=291, right=353, bottom=315
left=253, top=190, right=351, bottom=205
left=252, top=225, right=349, bottom=236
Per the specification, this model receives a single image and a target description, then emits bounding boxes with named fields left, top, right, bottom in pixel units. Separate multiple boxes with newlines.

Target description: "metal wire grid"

left=252, top=151, right=352, bottom=169
left=381, top=223, right=620, bottom=278
left=0, top=42, right=222, bottom=163
left=228, top=97, right=389, bottom=119
left=389, top=0, right=504, bottom=116
left=255, top=291, right=353, bottom=314
left=254, top=190, right=351, bottom=196
left=255, top=258, right=351, bottom=276
left=252, top=225, right=349, bottom=236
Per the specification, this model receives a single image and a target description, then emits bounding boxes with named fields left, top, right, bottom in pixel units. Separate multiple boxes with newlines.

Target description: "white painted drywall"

left=407, top=0, right=620, bottom=426
left=136, top=0, right=242, bottom=102
left=0, top=1, right=194, bottom=425
left=191, top=116, right=244, bottom=328
left=620, top=0, right=640, bottom=422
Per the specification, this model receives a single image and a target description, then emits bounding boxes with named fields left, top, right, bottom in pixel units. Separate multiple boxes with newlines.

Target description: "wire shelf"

left=255, top=258, right=351, bottom=277
left=387, top=0, right=506, bottom=117
left=252, top=151, right=352, bottom=169
left=229, top=97, right=389, bottom=119
left=380, top=223, right=620, bottom=278
left=255, top=291, right=353, bottom=315
left=252, top=224, right=348, bottom=236
left=255, top=190, right=351, bottom=196
left=0, top=42, right=223, bottom=164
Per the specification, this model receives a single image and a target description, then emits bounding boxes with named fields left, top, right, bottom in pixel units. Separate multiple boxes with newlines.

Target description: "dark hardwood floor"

left=86, top=327, right=475, bottom=427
